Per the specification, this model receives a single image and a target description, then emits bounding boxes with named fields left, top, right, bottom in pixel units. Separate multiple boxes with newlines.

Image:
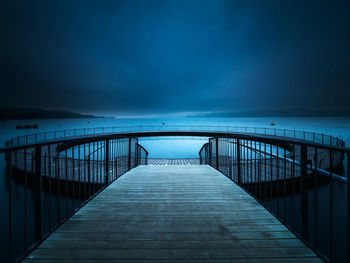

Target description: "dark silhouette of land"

left=0, top=107, right=103, bottom=120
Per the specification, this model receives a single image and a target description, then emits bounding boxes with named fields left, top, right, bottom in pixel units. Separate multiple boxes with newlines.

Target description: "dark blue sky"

left=3, top=0, right=350, bottom=116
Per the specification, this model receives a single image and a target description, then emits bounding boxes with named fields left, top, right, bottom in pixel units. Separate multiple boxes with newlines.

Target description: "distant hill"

left=188, top=109, right=350, bottom=118
left=0, top=108, right=103, bottom=120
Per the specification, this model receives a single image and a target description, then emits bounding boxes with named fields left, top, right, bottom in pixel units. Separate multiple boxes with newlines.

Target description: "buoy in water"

left=270, top=122, right=275, bottom=126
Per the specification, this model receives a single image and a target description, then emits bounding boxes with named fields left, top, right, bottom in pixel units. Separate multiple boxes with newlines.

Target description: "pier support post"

left=34, top=146, right=43, bottom=242
left=300, top=145, right=309, bottom=239
left=105, top=140, right=109, bottom=185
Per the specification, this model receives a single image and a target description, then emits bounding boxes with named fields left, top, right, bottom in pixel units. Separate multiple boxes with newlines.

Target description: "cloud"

left=2, top=0, right=350, bottom=115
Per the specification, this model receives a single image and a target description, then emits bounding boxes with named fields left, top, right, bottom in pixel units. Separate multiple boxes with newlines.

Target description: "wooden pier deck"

left=24, top=165, right=322, bottom=263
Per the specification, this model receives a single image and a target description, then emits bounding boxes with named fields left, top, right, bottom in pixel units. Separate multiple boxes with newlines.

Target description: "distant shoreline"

left=0, top=108, right=106, bottom=120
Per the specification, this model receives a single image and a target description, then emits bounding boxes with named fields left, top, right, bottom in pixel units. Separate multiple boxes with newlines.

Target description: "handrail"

left=4, top=125, right=345, bottom=150
left=0, top=129, right=348, bottom=154
left=136, top=143, right=149, bottom=155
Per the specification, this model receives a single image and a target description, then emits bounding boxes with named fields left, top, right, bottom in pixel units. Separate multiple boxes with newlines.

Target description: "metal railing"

left=199, top=137, right=350, bottom=263
left=1, top=126, right=348, bottom=263
left=5, top=125, right=345, bottom=149
left=2, top=136, right=148, bottom=263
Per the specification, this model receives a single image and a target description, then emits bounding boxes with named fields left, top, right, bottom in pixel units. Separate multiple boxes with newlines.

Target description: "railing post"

left=6, top=151, right=12, bottom=263
left=300, top=144, right=308, bottom=239
left=136, top=145, right=139, bottom=166
left=236, top=139, right=241, bottom=185
left=128, top=137, right=131, bottom=170
left=87, top=157, right=91, bottom=196
left=105, top=140, right=109, bottom=185
left=216, top=137, right=219, bottom=170
left=209, top=141, right=212, bottom=167
left=34, top=146, right=43, bottom=242
left=145, top=153, right=148, bottom=165
left=347, top=153, right=350, bottom=263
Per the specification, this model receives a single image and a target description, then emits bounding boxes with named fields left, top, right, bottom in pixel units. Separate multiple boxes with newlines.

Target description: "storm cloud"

left=2, top=0, right=350, bottom=116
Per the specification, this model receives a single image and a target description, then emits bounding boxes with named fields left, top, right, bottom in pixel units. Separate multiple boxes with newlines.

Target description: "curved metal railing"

left=1, top=126, right=349, bottom=263
left=2, top=135, right=148, bottom=263
left=4, top=125, right=345, bottom=149
left=199, top=136, right=349, bottom=263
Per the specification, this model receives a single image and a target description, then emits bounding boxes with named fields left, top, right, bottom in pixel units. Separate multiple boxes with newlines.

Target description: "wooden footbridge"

left=1, top=126, right=349, bottom=263
left=25, top=165, right=321, bottom=262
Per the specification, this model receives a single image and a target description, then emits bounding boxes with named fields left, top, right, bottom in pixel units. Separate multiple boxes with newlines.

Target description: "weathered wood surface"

left=24, top=165, right=321, bottom=263
left=148, top=158, right=199, bottom=165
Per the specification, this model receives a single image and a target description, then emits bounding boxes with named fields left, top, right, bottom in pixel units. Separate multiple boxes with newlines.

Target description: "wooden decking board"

left=23, top=258, right=323, bottom=263
left=148, top=158, right=200, bottom=165
left=26, top=165, right=322, bottom=262
left=46, top=230, right=297, bottom=241
left=28, top=247, right=316, bottom=259
left=39, top=238, right=306, bottom=249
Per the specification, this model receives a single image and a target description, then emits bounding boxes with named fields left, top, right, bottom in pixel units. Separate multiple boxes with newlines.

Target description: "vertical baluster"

left=347, top=152, right=350, bottom=263
left=250, top=140, right=252, bottom=193
left=276, top=146, right=279, bottom=215
left=283, top=147, right=287, bottom=222
left=236, top=139, right=241, bottom=185
left=215, top=138, right=219, bottom=171
left=48, top=145, right=52, bottom=231
left=72, top=146, right=75, bottom=210
left=329, top=149, right=333, bottom=262
left=34, top=146, right=42, bottom=242
left=270, top=144, right=273, bottom=209
left=292, top=144, right=296, bottom=228
left=65, top=149, right=68, bottom=217
left=7, top=151, right=12, bottom=263
left=56, top=150, right=61, bottom=224
left=93, top=141, right=96, bottom=194
left=300, top=145, right=308, bottom=240
left=83, top=143, right=86, bottom=200
left=264, top=143, right=267, bottom=201
left=24, top=148, right=28, bottom=251
left=128, top=138, right=131, bottom=171
left=314, top=147, right=318, bottom=250
left=257, top=142, right=261, bottom=199
left=100, top=141, right=102, bottom=184
left=100, top=141, right=102, bottom=187
left=105, top=140, right=110, bottom=185
left=78, top=145, right=81, bottom=205
left=243, top=141, right=246, bottom=187
left=43, top=153, right=47, bottom=232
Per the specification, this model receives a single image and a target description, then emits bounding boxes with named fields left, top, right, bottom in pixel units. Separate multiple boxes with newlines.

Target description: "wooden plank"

left=25, top=165, right=322, bottom=262
left=148, top=158, right=200, bottom=165
left=23, top=258, right=323, bottom=263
